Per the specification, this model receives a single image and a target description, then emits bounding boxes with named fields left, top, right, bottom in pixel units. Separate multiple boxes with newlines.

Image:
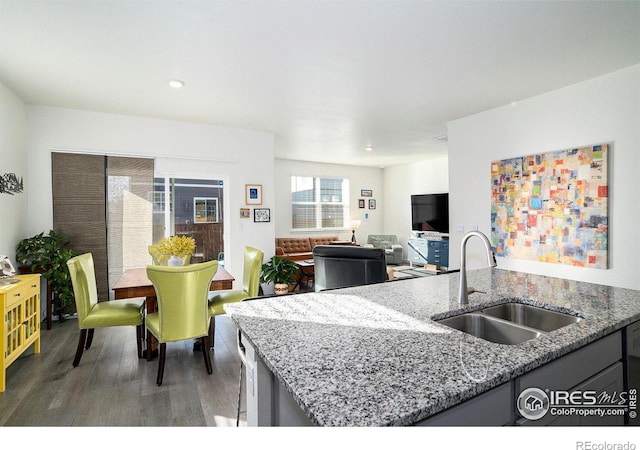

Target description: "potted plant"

left=15, top=230, right=77, bottom=319
left=153, top=235, right=196, bottom=266
left=260, top=256, right=299, bottom=295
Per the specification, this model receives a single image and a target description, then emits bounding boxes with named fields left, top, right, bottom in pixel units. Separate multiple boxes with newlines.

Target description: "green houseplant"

left=260, top=256, right=299, bottom=295
left=16, top=230, right=77, bottom=319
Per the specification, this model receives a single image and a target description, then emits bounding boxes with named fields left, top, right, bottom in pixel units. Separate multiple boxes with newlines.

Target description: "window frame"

left=290, top=175, right=350, bottom=231
left=193, top=197, right=219, bottom=223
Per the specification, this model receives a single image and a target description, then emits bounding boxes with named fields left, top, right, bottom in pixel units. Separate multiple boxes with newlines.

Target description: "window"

left=194, top=197, right=219, bottom=223
left=291, top=176, right=349, bottom=230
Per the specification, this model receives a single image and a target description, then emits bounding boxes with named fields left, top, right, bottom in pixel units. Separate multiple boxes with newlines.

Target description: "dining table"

left=112, top=265, right=235, bottom=360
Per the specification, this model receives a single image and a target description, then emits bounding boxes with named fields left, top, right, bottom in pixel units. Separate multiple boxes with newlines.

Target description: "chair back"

left=242, top=246, right=264, bottom=297
left=146, top=260, right=218, bottom=342
left=66, top=253, right=99, bottom=328
left=312, top=245, right=387, bottom=292
left=148, top=245, right=162, bottom=265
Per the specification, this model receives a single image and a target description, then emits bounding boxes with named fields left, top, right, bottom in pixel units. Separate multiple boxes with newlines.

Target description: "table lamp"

left=350, top=220, right=361, bottom=244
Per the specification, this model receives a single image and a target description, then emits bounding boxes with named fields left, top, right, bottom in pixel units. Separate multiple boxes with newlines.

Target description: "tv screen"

left=411, top=193, right=449, bottom=234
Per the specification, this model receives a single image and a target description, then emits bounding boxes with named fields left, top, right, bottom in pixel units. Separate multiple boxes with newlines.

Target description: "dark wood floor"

left=0, top=314, right=245, bottom=426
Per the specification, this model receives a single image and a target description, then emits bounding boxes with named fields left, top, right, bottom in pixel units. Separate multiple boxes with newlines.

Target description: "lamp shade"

left=350, top=220, right=361, bottom=230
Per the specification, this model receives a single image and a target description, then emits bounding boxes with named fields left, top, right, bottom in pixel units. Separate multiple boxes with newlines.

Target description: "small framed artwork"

left=254, top=208, right=271, bottom=222
left=358, top=199, right=365, bottom=208
left=361, top=189, right=373, bottom=197
left=240, top=208, right=250, bottom=218
left=368, top=199, right=376, bottom=210
left=245, top=184, right=263, bottom=205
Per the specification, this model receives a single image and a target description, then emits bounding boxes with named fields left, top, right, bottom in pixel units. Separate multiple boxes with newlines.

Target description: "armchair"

left=364, top=235, right=403, bottom=265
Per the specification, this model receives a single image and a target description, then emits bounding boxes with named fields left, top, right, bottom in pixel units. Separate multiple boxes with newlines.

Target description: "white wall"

left=382, top=156, right=449, bottom=260
left=0, top=80, right=28, bottom=263
left=448, top=64, right=640, bottom=290
left=26, top=106, right=275, bottom=288
left=274, top=159, right=383, bottom=245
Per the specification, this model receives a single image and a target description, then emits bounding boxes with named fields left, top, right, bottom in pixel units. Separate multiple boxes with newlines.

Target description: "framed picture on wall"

left=358, top=199, right=365, bottom=208
left=254, top=208, right=270, bottom=222
left=368, top=199, right=376, bottom=210
left=240, top=208, right=250, bottom=218
left=245, top=184, right=263, bottom=205
left=361, top=189, right=373, bottom=197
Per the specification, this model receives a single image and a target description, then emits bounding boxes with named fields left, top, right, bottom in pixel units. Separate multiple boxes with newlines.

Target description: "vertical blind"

left=52, top=152, right=154, bottom=301
left=52, top=153, right=109, bottom=301
left=106, top=157, right=154, bottom=295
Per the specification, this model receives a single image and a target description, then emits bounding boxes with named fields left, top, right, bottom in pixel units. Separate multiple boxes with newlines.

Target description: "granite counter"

left=225, top=268, right=640, bottom=426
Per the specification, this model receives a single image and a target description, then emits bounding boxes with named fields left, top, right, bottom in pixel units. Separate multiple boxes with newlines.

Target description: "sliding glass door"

left=153, top=178, right=225, bottom=264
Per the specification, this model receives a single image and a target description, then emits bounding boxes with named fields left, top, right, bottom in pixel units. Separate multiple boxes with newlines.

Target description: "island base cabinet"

left=243, top=332, right=312, bottom=426
left=515, top=332, right=624, bottom=426
left=516, top=362, right=624, bottom=426
left=416, top=382, right=512, bottom=426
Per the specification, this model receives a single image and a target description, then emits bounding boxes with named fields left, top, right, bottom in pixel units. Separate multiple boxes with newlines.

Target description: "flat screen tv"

left=411, top=193, right=449, bottom=234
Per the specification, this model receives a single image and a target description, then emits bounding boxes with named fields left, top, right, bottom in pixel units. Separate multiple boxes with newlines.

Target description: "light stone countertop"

left=225, top=268, right=640, bottom=426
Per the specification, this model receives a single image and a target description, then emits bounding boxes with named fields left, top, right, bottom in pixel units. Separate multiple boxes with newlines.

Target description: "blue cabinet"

left=427, top=239, right=449, bottom=267
left=408, top=238, right=449, bottom=268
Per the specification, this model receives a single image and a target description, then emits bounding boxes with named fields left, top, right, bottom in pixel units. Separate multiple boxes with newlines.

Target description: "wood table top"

left=112, top=266, right=234, bottom=290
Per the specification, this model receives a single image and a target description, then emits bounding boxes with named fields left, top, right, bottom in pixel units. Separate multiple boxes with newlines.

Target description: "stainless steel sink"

left=436, top=313, right=542, bottom=345
left=480, top=303, right=582, bottom=332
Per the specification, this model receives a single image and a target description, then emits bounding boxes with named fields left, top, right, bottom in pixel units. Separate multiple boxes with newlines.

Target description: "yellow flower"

left=155, top=235, right=196, bottom=262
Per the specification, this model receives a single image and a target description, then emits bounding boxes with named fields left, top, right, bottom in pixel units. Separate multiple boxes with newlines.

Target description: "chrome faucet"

left=459, top=231, right=496, bottom=305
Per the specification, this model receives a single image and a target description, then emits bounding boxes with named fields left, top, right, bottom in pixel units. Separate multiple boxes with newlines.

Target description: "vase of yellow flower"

left=155, top=235, right=196, bottom=266
left=167, top=255, right=183, bottom=266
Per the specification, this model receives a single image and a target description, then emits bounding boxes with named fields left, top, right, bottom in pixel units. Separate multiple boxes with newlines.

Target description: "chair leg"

left=73, top=329, right=87, bottom=367
left=136, top=325, right=143, bottom=359
left=157, top=343, right=166, bottom=386
left=236, top=361, right=245, bottom=426
left=85, top=329, right=95, bottom=349
left=208, top=317, right=216, bottom=349
left=202, top=337, right=213, bottom=375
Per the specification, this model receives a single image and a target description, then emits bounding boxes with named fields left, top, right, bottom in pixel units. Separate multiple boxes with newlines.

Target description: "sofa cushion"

left=309, top=236, right=339, bottom=247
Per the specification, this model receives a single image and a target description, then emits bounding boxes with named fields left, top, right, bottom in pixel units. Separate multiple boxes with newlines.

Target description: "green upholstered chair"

left=146, top=260, right=218, bottom=386
left=208, top=246, right=263, bottom=348
left=67, top=253, right=145, bottom=367
left=148, top=244, right=192, bottom=266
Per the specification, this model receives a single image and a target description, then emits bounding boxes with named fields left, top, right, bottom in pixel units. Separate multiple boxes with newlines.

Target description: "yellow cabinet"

left=1, top=274, right=41, bottom=392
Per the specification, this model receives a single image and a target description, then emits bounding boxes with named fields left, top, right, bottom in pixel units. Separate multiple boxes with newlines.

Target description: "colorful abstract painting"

left=491, top=144, right=608, bottom=269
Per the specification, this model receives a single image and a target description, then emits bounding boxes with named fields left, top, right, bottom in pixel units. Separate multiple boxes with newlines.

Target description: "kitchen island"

left=225, top=268, right=640, bottom=426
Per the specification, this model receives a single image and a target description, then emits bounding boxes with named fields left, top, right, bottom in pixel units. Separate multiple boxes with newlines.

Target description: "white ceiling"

left=1, top=1, right=638, bottom=168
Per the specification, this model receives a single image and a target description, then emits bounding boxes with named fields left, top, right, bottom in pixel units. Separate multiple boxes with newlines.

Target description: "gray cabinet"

left=416, top=382, right=512, bottom=426
left=416, top=331, right=625, bottom=426
left=515, top=331, right=624, bottom=426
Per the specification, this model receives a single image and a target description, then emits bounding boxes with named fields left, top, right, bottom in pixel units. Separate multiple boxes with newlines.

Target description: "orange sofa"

left=275, top=236, right=340, bottom=261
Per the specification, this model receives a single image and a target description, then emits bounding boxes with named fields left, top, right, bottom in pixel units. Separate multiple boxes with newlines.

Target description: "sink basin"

left=436, top=313, right=542, bottom=345
left=480, top=303, right=582, bottom=332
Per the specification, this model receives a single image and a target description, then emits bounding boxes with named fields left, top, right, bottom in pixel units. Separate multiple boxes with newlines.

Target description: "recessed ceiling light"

left=365, top=145, right=373, bottom=152
left=169, top=79, right=185, bottom=89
